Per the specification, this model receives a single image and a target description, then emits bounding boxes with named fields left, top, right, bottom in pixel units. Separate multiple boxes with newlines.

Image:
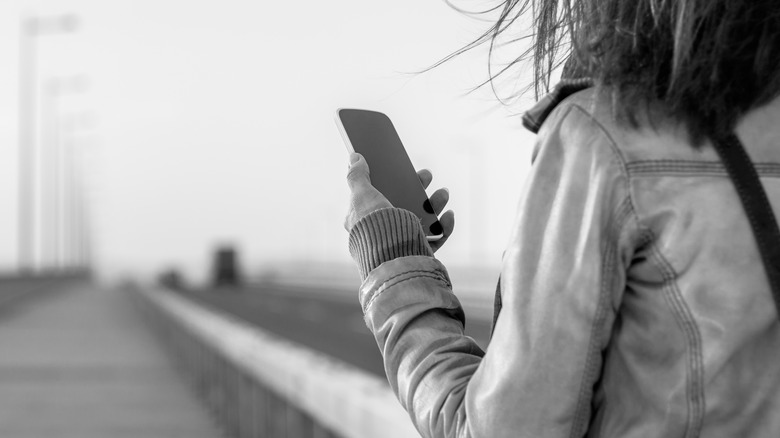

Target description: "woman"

left=344, top=1, right=780, bottom=436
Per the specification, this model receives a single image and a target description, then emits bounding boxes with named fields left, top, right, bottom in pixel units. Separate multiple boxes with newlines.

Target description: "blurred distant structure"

left=42, top=76, right=90, bottom=271
left=211, top=245, right=243, bottom=288
left=17, top=14, right=92, bottom=275
left=158, top=268, right=186, bottom=290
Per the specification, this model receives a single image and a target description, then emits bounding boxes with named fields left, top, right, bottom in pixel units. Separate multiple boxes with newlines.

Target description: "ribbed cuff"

left=348, top=207, right=434, bottom=280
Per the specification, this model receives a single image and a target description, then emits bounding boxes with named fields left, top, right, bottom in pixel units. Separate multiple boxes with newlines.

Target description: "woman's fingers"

left=417, top=169, right=433, bottom=189
left=439, top=209, right=455, bottom=237
left=429, top=209, right=455, bottom=253
left=428, top=187, right=449, bottom=215
left=417, top=170, right=447, bottom=214
left=426, top=185, right=451, bottom=253
left=413, top=168, right=454, bottom=252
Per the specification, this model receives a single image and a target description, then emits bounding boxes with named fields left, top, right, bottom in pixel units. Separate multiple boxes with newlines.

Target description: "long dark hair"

left=444, top=0, right=780, bottom=142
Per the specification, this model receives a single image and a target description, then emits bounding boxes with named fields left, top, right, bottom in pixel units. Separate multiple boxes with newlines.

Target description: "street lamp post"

left=16, top=14, right=78, bottom=273
left=42, top=76, right=87, bottom=271
left=67, top=111, right=96, bottom=273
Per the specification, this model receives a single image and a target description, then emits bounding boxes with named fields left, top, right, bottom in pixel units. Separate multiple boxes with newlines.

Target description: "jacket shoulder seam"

left=648, top=238, right=706, bottom=436
left=565, top=104, right=631, bottom=181
left=552, top=104, right=650, bottom=437
left=565, top=104, right=651, bottom=250
left=569, top=199, right=628, bottom=437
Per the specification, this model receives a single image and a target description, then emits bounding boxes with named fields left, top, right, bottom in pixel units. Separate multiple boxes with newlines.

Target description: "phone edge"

left=334, top=108, right=356, bottom=154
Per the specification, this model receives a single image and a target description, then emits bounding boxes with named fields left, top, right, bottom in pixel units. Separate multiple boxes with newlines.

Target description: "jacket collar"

left=522, top=78, right=594, bottom=134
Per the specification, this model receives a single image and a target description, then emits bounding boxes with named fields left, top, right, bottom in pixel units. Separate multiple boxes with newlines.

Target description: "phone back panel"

left=338, top=109, right=442, bottom=237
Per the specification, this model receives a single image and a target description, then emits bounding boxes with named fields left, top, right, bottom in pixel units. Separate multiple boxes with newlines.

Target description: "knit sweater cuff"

left=348, top=207, right=435, bottom=280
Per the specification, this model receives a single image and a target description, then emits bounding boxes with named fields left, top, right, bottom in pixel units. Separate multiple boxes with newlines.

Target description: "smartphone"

left=335, top=108, right=444, bottom=241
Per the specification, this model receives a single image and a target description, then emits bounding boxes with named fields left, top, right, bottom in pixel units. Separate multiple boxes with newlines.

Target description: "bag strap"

left=711, top=132, right=780, bottom=315
left=490, top=130, right=780, bottom=341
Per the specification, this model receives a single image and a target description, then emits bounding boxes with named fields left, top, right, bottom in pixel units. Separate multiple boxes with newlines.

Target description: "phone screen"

left=337, top=109, right=443, bottom=239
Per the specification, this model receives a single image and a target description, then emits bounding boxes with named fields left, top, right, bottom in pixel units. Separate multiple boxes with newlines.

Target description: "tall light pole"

left=41, top=75, right=87, bottom=271
left=69, top=111, right=96, bottom=274
left=17, top=14, right=78, bottom=273
left=59, top=106, right=91, bottom=273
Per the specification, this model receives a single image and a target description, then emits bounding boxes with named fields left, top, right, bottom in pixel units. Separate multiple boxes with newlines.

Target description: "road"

left=177, top=283, right=493, bottom=378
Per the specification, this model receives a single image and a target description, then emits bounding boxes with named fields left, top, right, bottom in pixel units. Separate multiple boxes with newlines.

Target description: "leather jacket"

left=348, top=87, right=780, bottom=437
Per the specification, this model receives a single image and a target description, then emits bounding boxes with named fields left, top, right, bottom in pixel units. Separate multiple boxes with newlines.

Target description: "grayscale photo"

left=1, top=0, right=778, bottom=437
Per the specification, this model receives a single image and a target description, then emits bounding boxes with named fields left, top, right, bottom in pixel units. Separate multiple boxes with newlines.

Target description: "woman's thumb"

left=347, top=153, right=370, bottom=188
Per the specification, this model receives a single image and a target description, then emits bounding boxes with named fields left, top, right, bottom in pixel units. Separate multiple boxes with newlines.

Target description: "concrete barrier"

left=133, top=286, right=420, bottom=438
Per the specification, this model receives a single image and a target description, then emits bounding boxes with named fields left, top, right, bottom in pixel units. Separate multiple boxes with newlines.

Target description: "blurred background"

left=0, top=0, right=538, bottom=288
left=0, top=0, right=542, bottom=435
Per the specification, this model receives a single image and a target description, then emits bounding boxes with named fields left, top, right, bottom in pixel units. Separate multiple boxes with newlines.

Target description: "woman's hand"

left=344, top=152, right=455, bottom=252
left=344, top=153, right=392, bottom=231
left=415, top=167, right=455, bottom=252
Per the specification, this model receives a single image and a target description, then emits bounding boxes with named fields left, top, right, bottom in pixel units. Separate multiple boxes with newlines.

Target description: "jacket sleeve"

left=350, top=103, right=637, bottom=438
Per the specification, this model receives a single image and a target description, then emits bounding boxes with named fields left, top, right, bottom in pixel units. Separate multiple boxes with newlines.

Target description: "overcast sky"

left=0, top=0, right=540, bottom=284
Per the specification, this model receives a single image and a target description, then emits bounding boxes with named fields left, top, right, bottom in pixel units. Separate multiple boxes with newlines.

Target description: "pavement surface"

left=0, top=280, right=223, bottom=438
left=179, top=283, right=493, bottom=378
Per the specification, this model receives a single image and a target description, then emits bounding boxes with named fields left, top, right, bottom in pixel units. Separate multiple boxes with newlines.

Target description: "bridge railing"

left=132, top=285, right=420, bottom=438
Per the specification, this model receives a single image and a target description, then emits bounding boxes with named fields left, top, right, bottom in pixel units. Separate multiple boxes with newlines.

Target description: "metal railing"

left=132, top=286, right=420, bottom=438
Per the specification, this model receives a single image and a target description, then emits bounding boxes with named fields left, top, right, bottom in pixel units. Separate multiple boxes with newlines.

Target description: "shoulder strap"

left=711, top=132, right=780, bottom=315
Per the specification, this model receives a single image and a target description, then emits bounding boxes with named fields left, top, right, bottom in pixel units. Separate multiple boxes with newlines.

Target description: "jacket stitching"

left=569, top=105, right=632, bottom=176
left=570, top=197, right=637, bottom=437
left=553, top=104, right=649, bottom=438
left=649, top=242, right=705, bottom=438
left=385, top=269, right=448, bottom=289
left=363, top=270, right=450, bottom=314
left=570, top=223, right=618, bottom=437
left=627, top=160, right=780, bottom=177
left=608, top=199, right=636, bottom=312
left=568, top=105, right=647, bottom=234
left=363, top=269, right=430, bottom=313
left=570, top=97, right=706, bottom=436
left=365, top=273, right=450, bottom=314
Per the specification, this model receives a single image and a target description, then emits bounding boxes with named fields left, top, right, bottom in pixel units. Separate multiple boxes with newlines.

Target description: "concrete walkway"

left=0, top=281, right=223, bottom=438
